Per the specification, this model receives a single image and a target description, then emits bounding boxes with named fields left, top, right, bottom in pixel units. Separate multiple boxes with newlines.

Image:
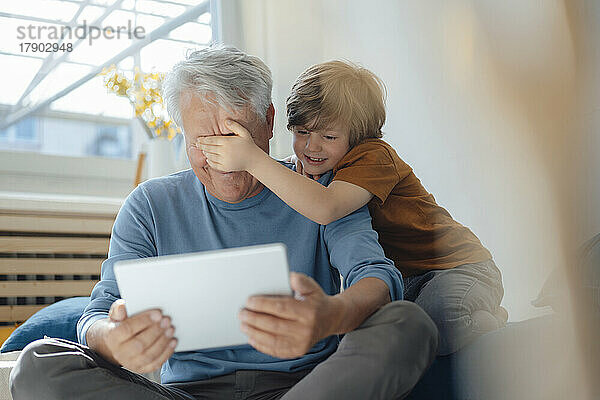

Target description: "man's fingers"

left=135, top=328, right=177, bottom=373
left=108, top=299, right=127, bottom=321
left=111, top=310, right=162, bottom=344
left=140, top=337, right=177, bottom=373
left=289, top=272, right=321, bottom=297
left=225, top=119, right=251, bottom=138
left=124, top=317, right=171, bottom=355
left=240, top=322, right=291, bottom=358
left=238, top=309, right=297, bottom=337
left=245, top=296, right=300, bottom=320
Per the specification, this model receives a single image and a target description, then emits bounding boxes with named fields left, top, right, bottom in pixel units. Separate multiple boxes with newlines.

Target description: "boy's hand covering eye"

left=196, top=120, right=261, bottom=172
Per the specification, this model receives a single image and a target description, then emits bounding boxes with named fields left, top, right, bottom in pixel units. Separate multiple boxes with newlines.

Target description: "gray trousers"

left=404, top=259, right=507, bottom=355
left=10, top=301, right=438, bottom=400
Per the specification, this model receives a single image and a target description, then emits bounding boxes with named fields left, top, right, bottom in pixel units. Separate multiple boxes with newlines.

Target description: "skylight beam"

left=0, top=0, right=210, bottom=130
left=13, top=0, right=126, bottom=109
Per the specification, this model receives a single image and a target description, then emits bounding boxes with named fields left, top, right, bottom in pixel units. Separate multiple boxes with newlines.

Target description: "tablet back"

left=114, top=243, right=291, bottom=352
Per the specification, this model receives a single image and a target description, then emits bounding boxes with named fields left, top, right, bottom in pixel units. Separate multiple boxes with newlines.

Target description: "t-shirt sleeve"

left=323, top=206, right=404, bottom=302
left=332, top=142, right=400, bottom=204
left=77, top=185, right=157, bottom=345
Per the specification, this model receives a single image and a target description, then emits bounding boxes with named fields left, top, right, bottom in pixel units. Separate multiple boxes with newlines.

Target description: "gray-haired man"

left=10, top=46, right=438, bottom=400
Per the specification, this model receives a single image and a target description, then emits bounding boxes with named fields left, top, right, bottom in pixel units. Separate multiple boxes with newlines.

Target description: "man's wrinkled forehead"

left=181, top=92, right=260, bottom=136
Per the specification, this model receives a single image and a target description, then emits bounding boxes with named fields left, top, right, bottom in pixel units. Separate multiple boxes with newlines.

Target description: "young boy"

left=198, top=60, right=507, bottom=355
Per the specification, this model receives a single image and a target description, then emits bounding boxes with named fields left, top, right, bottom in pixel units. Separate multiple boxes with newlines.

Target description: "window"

left=88, top=125, right=131, bottom=158
left=0, top=117, right=40, bottom=151
left=0, top=0, right=218, bottom=161
left=15, top=118, right=36, bottom=141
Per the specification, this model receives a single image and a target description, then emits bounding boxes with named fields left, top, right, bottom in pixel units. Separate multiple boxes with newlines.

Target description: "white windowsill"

left=0, top=150, right=137, bottom=198
left=0, top=150, right=136, bottom=180
left=0, top=191, right=123, bottom=215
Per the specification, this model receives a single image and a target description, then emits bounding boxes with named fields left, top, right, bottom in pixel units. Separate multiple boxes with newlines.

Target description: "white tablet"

left=114, top=243, right=292, bottom=352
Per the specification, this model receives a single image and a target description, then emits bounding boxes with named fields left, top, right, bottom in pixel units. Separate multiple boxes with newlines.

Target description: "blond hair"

left=286, top=60, right=387, bottom=148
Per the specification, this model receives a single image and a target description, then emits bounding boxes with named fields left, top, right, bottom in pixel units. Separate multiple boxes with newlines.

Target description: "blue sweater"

left=77, top=168, right=402, bottom=384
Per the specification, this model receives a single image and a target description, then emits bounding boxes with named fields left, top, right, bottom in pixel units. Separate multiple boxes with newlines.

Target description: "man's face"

left=181, top=93, right=274, bottom=203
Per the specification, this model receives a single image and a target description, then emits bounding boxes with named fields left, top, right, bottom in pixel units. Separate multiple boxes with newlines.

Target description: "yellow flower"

left=101, top=66, right=181, bottom=140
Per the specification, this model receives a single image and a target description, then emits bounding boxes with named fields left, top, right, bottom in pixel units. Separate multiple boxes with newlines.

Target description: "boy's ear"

left=266, top=103, right=275, bottom=140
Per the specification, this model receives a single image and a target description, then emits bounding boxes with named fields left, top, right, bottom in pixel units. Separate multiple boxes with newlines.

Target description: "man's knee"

left=349, top=301, right=439, bottom=368
left=10, top=338, right=89, bottom=399
left=379, top=301, right=439, bottom=358
left=343, top=301, right=438, bottom=396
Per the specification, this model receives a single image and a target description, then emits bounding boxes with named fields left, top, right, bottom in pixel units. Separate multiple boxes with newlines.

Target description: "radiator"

left=0, top=197, right=118, bottom=325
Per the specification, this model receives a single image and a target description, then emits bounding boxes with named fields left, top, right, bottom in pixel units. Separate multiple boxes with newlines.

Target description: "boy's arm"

left=248, top=150, right=372, bottom=224
left=198, top=120, right=373, bottom=225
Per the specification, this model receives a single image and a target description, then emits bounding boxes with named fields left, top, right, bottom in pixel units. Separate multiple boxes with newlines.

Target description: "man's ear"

left=266, top=103, right=275, bottom=140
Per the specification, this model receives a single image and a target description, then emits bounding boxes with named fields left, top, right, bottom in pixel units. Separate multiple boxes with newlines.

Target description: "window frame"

left=0, top=0, right=220, bottom=197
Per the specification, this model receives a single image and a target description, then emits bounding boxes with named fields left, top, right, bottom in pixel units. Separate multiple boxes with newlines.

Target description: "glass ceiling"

left=0, top=0, right=213, bottom=121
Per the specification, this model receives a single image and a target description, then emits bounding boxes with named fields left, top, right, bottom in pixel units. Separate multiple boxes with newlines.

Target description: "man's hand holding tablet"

left=91, top=299, right=177, bottom=373
left=241, top=272, right=344, bottom=359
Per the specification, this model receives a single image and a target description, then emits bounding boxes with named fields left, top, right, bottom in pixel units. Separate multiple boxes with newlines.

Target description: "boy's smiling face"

left=292, top=122, right=350, bottom=176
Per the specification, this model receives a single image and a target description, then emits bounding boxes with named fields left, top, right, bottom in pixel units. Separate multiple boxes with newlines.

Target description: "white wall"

left=224, top=0, right=599, bottom=322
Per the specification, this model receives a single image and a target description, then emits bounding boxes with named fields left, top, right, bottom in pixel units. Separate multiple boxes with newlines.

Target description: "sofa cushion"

left=0, top=297, right=89, bottom=353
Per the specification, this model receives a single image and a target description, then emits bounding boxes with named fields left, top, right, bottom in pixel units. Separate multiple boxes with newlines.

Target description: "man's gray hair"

left=163, top=44, right=273, bottom=127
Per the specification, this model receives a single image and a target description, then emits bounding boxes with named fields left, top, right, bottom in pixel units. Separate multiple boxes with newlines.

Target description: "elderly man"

left=10, top=46, right=438, bottom=400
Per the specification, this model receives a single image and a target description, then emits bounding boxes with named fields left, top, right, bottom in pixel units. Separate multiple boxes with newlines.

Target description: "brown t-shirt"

left=333, top=138, right=492, bottom=277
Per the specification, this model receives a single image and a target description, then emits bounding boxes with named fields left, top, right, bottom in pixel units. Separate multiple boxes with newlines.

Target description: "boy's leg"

left=405, top=259, right=507, bottom=355
left=281, top=301, right=439, bottom=400
left=10, top=337, right=195, bottom=400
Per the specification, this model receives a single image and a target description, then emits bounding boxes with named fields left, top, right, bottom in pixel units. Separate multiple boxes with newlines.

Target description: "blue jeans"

left=404, top=259, right=506, bottom=355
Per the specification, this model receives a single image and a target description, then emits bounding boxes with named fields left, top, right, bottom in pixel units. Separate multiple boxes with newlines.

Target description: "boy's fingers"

left=205, top=155, right=220, bottom=165
left=205, top=158, right=224, bottom=170
left=225, top=120, right=251, bottom=138
left=196, top=136, right=224, bottom=145
left=200, top=146, right=220, bottom=156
